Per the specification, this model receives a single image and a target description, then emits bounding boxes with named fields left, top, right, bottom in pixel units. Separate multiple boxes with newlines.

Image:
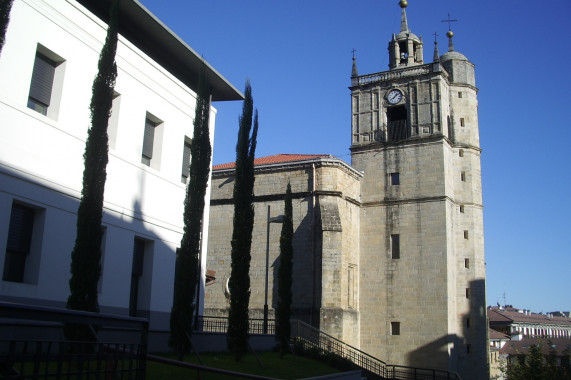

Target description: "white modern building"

left=0, top=0, right=242, bottom=331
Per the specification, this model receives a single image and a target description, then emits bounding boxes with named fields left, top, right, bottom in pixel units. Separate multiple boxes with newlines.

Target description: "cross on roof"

left=441, top=13, right=458, bottom=30
left=351, top=48, right=357, bottom=59
left=433, top=32, right=439, bottom=43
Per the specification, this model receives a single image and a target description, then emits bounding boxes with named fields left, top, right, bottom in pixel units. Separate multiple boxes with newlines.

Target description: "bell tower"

left=350, top=1, right=487, bottom=379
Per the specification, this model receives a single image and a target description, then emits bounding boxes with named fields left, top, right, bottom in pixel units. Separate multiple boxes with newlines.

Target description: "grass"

left=146, top=351, right=342, bottom=380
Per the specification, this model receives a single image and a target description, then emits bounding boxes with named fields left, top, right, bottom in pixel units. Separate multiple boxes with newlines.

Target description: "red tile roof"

left=213, top=154, right=332, bottom=170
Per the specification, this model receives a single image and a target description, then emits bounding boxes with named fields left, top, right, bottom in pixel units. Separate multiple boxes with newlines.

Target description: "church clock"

left=387, top=89, right=403, bottom=104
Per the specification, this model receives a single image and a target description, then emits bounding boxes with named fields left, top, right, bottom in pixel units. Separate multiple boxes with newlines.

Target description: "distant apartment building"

left=0, top=0, right=241, bottom=331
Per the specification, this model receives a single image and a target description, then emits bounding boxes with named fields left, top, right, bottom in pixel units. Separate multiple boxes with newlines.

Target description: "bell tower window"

left=387, top=105, right=408, bottom=142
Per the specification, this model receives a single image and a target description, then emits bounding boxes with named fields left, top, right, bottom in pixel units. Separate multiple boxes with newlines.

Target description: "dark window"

left=181, top=139, right=191, bottom=183
left=390, top=172, right=400, bottom=186
left=391, top=322, right=400, bottom=335
left=3, top=204, right=35, bottom=282
left=391, top=234, right=400, bottom=259
left=460, top=118, right=465, bottom=127
left=387, top=105, right=408, bottom=142
left=464, top=258, right=470, bottom=269
left=460, top=205, right=465, bottom=213
left=461, top=171, right=466, bottom=182
left=466, top=288, right=471, bottom=298
left=464, top=230, right=469, bottom=239
left=142, top=118, right=156, bottom=165
left=459, top=149, right=464, bottom=157
left=129, top=237, right=145, bottom=317
left=28, top=53, right=56, bottom=115
left=458, top=92, right=463, bottom=98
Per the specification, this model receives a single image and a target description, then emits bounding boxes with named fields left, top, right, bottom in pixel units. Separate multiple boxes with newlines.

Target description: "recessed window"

left=461, top=171, right=466, bottom=182
left=141, top=113, right=163, bottom=169
left=391, top=322, right=400, bottom=335
left=466, top=288, right=471, bottom=298
left=3, top=202, right=44, bottom=284
left=108, top=92, right=121, bottom=149
left=460, top=205, right=465, bottom=213
left=390, top=172, right=400, bottom=186
left=27, top=45, right=66, bottom=119
left=181, top=137, right=192, bottom=183
left=460, top=118, right=465, bottom=127
left=391, top=234, right=400, bottom=259
left=464, top=230, right=469, bottom=239
left=464, top=258, right=470, bottom=269
left=459, top=149, right=464, bottom=157
left=458, top=92, right=463, bottom=98
left=130, top=237, right=151, bottom=317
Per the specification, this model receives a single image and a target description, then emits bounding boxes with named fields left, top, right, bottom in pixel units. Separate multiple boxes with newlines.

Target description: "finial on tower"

left=433, top=32, right=440, bottom=62
left=351, top=49, right=359, bottom=77
left=399, top=0, right=409, bottom=32
left=441, top=13, right=458, bottom=52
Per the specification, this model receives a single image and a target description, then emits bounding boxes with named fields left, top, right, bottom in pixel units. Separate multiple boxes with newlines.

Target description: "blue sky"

left=139, top=0, right=571, bottom=313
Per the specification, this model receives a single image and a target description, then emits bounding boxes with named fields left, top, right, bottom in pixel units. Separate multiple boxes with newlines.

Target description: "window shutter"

left=181, top=141, right=191, bottom=178
left=7, top=204, right=35, bottom=254
left=142, top=119, right=155, bottom=159
left=29, top=54, right=56, bottom=106
left=132, top=238, right=145, bottom=278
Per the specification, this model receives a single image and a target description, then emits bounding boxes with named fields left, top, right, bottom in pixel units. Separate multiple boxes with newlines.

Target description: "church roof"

left=213, top=154, right=333, bottom=170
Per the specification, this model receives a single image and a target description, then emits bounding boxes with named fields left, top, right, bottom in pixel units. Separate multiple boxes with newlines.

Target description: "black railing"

left=0, top=302, right=148, bottom=379
left=196, top=315, right=275, bottom=335
left=291, top=319, right=463, bottom=380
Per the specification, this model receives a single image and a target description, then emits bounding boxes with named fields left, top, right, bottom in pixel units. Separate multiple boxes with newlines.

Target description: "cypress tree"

left=227, top=81, right=258, bottom=360
left=67, top=0, right=119, bottom=315
left=169, top=65, right=211, bottom=355
left=0, top=0, right=14, bottom=54
left=276, top=182, right=293, bottom=356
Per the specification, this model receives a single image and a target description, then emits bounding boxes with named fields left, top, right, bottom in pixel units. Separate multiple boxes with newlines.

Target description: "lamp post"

left=264, top=205, right=284, bottom=334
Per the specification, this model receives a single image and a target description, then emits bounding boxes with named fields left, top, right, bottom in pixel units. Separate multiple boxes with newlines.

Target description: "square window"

left=391, top=234, right=400, bottom=259
left=464, top=230, right=469, bottom=239
left=390, top=172, right=400, bottom=186
left=460, top=118, right=465, bottom=127
left=459, top=149, right=464, bottom=157
left=181, top=137, right=192, bottom=183
left=464, top=258, right=470, bottom=269
left=141, top=113, right=163, bottom=169
left=3, top=202, right=44, bottom=284
left=461, top=172, right=466, bottom=182
left=142, top=118, right=156, bottom=166
left=466, top=288, right=471, bottom=298
left=458, top=92, right=463, bottom=98
left=27, top=45, right=65, bottom=119
left=391, top=322, right=400, bottom=335
left=460, top=205, right=465, bottom=213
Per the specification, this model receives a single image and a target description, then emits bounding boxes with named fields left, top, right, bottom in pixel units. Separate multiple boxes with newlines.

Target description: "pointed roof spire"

left=351, top=49, right=359, bottom=77
left=399, top=0, right=409, bottom=32
left=433, top=32, right=440, bottom=62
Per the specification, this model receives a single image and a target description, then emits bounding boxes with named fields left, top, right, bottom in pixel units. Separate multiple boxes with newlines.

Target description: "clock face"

left=387, top=89, right=403, bottom=104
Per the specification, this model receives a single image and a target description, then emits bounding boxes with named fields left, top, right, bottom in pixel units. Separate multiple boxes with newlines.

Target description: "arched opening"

left=387, top=105, right=408, bottom=142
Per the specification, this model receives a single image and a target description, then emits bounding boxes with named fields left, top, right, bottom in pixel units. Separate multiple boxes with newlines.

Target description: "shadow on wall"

left=406, top=278, right=487, bottom=380
left=0, top=165, right=179, bottom=332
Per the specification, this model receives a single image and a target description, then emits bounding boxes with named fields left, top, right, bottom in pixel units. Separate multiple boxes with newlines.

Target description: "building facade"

left=205, top=2, right=487, bottom=379
left=0, top=0, right=241, bottom=331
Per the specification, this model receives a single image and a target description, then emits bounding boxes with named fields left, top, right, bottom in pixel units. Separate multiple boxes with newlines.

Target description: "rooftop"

left=213, top=154, right=334, bottom=170
left=488, top=306, right=571, bottom=326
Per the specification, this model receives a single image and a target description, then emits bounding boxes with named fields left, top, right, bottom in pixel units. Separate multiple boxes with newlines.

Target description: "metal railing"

left=196, top=315, right=275, bottom=335
left=0, top=302, right=148, bottom=379
left=291, top=319, right=463, bottom=380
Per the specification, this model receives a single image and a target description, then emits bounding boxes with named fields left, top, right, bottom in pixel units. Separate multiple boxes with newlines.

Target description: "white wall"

left=0, top=0, right=217, bottom=330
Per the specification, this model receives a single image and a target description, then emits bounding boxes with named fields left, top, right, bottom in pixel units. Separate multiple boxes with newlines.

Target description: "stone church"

left=205, top=1, right=487, bottom=379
